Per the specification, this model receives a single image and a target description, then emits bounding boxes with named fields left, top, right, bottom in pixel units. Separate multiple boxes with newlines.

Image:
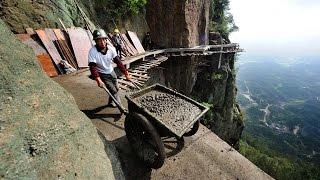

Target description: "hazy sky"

left=229, top=0, right=320, bottom=57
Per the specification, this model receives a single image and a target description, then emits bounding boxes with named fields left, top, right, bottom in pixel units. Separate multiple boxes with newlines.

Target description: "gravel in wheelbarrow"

left=125, top=84, right=209, bottom=169
left=131, top=84, right=208, bottom=137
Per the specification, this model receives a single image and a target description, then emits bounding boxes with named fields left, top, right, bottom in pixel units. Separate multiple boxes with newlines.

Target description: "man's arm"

left=89, top=62, right=104, bottom=87
left=113, top=56, right=130, bottom=80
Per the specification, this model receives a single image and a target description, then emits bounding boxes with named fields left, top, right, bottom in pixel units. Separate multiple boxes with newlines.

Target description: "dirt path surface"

left=54, top=70, right=273, bottom=180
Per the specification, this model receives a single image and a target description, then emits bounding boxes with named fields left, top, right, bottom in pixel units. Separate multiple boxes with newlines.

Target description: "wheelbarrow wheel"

left=125, top=112, right=166, bottom=169
left=183, top=120, right=200, bottom=137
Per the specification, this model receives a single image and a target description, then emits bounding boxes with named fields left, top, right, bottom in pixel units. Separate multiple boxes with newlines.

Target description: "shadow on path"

left=82, top=105, right=186, bottom=179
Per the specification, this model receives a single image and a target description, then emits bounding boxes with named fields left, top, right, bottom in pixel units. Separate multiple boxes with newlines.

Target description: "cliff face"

left=0, top=0, right=93, bottom=33
left=0, top=0, right=243, bottom=155
left=146, top=0, right=210, bottom=48
left=0, top=0, right=149, bottom=38
left=191, top=54, right=244, bottom=148
left=145, top=0, right=243, bottom=148
left=0, top=20, right=123, bottom=179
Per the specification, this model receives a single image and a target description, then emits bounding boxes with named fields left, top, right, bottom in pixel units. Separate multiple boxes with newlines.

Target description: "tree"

left=210, top=0, right=238, bottom=42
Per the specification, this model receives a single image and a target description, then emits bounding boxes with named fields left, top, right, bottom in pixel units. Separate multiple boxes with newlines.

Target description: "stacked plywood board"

left=16, top=27, right=147, bottom=77
left=108, top=31, right=146, bottom=58
left=67, top=27, right=93, bottom=68
left=127, top=31, right=145, bottom=54
left=16, top=34, right=59, bottom=77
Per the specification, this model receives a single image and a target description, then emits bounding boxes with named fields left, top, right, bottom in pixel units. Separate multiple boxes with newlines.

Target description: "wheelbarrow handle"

left=101, top=86, right=129, bottom=115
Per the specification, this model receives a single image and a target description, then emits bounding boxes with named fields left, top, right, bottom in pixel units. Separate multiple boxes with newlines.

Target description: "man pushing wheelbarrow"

left=88, top=29, right=130, bottom=109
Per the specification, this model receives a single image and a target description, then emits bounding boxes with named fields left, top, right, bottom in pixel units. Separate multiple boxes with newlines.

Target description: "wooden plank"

left=119, top=34, right=133, bottom=56
left=53, top=29, right=78, bottom=68
left=16, top=34, right=58, bottom=77
left=142, top=62, right=161, bottom=67
left=68, top=27, right=93, bottom=68
left=131, top=77, right=148, bottom=82
left=35, top=29, right=63, bottom=73
left=129, top=69, right=147, bottom=73
left=127, top=31, right=145, bottom=54
left=16, top=34, right=46, bottom=54
left=128, top=78, right=145, bottom=87
left=119, top=84, right=130, bottom=91
left=53, top=29, right=67, bottom=41
left=142, top=61, right=161, bottom=65
left=123, top=75, right=148, bottom=83
left=139, top=64, right=152, bottom=68
left=136, top=68, right=149, bottom=71
left=56, top=40, right=78, bottom=69
left=129, top=70, right=147, bottom=74
left=45, top=28, right=58, bottom=41
left=45, top=28, right=75, bottom=68
left=37, top=54, right=59, bottom=77
left=135, top=65, right=149, bottom=69
left=119, top=76, right=146, bottom=83
left=155, top=56, right=168, bottom=62
left=128, top=78, right=145, bottom=85
left=121, top=34, right=138, bottom=56
left=117, top=79, right=136, bottom=88
left=121, top=34, right=138, bottom=55
left=130, top=73, right=150, bottom=79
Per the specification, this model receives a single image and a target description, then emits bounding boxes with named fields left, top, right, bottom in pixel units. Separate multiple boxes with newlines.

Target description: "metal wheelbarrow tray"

left=126, top=83, right=209, bottom=137
left=124, top=84, right=209, bottom=169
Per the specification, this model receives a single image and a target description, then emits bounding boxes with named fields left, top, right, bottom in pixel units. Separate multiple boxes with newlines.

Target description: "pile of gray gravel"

left=136, top=90, right=201, bottom=134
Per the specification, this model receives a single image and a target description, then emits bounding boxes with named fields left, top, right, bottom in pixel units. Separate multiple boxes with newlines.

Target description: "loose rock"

left=136, top=90, right=201, bottom=134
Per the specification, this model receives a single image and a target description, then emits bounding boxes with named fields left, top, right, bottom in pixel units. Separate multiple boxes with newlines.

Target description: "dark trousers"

left=115, top=45, right=122, bottom=58
left=99, top=71, right=120, bottom=104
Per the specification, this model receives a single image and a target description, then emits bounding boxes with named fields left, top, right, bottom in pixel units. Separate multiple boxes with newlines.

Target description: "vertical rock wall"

left=0, top=20, right=124, bottom=179
left=191, top=54, right=244, bottom=148
left=0, top=0, right=96, bottom=33
left=185, top=0, right=210, bottom=46
left=146, top=0, right=210, bottom=48
left=0, top=0, right=149, bottom=38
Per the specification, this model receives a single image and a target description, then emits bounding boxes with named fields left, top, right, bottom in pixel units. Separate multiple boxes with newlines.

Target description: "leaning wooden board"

left=67, top=27, right=93, bottom=68
left=16, top=34, right=58, bottom=77
left=35, top=29, right=63, bottom=74
left=121, top=34, right=138, bottom=56
left=127, top=31, right=145, bottom=54
left=53, top=29, right=78, bottom=68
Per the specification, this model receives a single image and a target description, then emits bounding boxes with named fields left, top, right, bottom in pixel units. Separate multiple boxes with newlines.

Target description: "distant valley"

left=236, top=55, right=320, bottom=179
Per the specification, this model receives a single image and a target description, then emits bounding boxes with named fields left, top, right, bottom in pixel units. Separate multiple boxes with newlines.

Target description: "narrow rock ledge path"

left=55, top=70, right=273, bottom=180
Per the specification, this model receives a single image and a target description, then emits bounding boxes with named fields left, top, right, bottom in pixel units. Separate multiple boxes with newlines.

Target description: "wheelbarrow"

left=102, top=83, right=209, bottom=169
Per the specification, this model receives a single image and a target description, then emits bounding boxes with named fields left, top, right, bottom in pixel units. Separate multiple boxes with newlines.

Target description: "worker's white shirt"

left=88, top=45, right=117, bottom=74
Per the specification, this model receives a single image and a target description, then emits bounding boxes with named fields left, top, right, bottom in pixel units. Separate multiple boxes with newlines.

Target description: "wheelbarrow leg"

left=183, top=120, right=200, bottom=137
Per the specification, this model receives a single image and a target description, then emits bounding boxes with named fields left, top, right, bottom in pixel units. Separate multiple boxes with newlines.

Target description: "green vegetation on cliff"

left=210, top=0, right=238, bottom=41
left=0, top=0, right=148, bottom=35
left=95, top=0, right=147, bottom=18
left=240, top=133, right=320, bottom=180
left=237, top=57, right=320, bottom=179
